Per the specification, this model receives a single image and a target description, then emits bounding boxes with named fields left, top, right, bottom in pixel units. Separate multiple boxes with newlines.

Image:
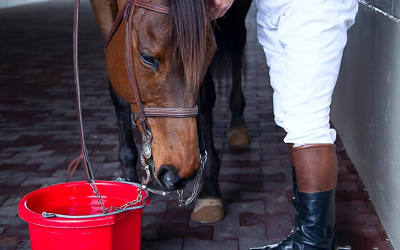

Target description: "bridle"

left=105, top=0, right=199, bottom=185
left=73, top=0, right=207, bottom=208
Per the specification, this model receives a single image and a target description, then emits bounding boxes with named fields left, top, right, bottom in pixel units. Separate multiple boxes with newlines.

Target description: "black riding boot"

left=250, top=144, right=339, bottom=250
left=292, top=189, right=335, bottom=249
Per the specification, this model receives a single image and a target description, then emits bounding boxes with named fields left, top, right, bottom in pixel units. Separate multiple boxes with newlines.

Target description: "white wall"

left=331, top=1, right=400, bottom=249
left=0, top=0, right=58, bottom=8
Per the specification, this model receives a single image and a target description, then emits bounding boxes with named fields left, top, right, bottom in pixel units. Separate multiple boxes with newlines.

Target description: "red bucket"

left=18, top=181, right=149, bottom=250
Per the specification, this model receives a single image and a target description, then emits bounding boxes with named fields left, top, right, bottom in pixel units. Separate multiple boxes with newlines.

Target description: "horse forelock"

left=168, top=0, right=213, bottom=86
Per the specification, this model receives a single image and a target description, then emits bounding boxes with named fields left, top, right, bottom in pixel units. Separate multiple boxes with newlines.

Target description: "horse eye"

left=140, top=54, right=156, bottom=67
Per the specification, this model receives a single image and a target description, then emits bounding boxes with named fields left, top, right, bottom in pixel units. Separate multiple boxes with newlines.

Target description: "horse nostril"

left=157, top=165, right=186, bottom=191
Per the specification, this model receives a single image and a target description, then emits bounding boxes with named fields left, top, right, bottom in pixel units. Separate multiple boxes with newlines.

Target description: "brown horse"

left=90, top=0, right=254, bottom=223
left=90, top=0, right=216, bottom=191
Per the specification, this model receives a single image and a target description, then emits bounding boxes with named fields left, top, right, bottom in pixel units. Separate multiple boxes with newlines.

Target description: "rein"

left=72, top=0, right=206, bottom=211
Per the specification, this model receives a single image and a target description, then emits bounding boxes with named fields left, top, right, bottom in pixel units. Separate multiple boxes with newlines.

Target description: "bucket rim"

left=18, top=180, right=149, bottom=228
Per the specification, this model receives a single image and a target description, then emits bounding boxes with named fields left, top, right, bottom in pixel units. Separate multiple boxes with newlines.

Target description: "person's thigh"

left=257, top=0, right=358, bottom=145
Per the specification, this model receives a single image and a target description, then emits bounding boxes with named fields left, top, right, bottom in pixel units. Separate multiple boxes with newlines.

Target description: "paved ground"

left=0, top=1, right=394, bottom=250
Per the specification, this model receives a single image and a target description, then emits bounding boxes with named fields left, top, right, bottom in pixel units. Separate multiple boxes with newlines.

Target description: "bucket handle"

left=41, top=180, right=149, bottom=219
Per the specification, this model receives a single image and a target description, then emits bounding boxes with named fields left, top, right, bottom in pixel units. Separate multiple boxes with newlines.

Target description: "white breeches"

left=256, top=0, right=358, bottom=145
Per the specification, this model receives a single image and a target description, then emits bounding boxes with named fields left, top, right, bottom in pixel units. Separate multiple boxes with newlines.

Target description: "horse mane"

left=168, top=0, right=213, bottom=85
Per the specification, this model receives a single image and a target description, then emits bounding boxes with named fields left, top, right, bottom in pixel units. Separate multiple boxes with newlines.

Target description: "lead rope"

left=73, top=0, right=96, bottom=185
left=73, top=0, right=141, bottom=214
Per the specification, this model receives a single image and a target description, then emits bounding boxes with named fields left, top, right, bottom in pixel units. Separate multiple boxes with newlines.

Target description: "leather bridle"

left=106, top=0, right=199, bottom=130
left=106, top=0, right=200, bottom=184
left=73, top=0, right=206, bottom=206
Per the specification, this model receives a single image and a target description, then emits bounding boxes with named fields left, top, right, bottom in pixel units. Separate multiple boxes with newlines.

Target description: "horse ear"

left=169, top=0, right=212, bottom=85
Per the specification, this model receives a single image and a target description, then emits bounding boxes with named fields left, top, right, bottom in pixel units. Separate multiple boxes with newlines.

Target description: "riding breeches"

left=256, top=0, right=358, bottom=145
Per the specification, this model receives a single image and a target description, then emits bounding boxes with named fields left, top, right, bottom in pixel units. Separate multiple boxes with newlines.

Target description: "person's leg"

left=279, top=0, right=357, bottom=146
left=291, top=144, right=337, bottom=249
left=252, top=0, right=358, bottom=249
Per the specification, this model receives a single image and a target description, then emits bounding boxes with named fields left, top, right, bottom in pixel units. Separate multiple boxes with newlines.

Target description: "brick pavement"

left=0, top=1, right=394, bottom=250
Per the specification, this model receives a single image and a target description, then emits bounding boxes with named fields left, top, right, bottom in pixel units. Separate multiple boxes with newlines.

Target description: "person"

left=250, top=0, right=358, bottom=249
left=213, top=0, right=358, bottom=248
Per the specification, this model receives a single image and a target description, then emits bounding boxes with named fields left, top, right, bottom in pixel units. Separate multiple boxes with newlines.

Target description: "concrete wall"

left=0, top=0, right=56, bottom=8
left=331, top=1, right=400, bottom=249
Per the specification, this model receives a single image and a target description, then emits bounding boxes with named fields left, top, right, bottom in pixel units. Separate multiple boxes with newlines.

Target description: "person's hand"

left=210, top=0, right=234, bottom=20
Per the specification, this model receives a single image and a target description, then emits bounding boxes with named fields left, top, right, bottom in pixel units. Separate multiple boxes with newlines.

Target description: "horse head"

left=104, top=0, right=216, bottom=191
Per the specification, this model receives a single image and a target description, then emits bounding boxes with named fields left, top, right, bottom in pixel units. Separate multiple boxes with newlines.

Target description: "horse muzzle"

left=157, top=164, right=198, bottom=191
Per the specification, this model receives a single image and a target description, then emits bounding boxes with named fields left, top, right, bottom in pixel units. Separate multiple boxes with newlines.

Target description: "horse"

left=90, top=0, right=216, bottom=192
left=90, top=0, right=253, bottom=223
